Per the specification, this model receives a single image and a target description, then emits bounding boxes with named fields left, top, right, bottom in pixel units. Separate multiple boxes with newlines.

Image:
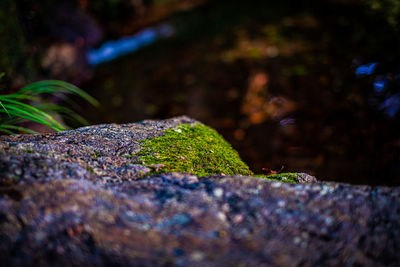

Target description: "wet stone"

left=0, top=116, right=399, bottom=266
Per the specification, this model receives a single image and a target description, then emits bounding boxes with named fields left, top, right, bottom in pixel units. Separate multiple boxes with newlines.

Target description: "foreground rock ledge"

left=0, top=117, right=399, bottom=266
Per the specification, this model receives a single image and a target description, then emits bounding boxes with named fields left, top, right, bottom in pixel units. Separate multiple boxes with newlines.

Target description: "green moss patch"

left=254, top=173, right=302, bottom=183
left=137, top=124, right=253, bottom=177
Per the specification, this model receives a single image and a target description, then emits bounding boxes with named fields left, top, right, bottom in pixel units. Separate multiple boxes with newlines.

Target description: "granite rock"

left=0, top=117, right=399, bottom=266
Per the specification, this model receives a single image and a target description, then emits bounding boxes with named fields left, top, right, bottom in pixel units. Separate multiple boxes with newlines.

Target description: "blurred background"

left=1, top=0, right=400, bottom=185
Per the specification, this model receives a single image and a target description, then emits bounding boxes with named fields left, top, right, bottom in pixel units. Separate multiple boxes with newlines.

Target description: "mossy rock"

left=135, top=123, right=314, bottom=183
left=136, top=123, right=253, bottom=177
left=0, top=116, right=313, bottom=184
left=254, top=173, right=317, bottom=183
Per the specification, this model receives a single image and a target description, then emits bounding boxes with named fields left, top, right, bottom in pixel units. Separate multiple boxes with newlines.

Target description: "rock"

left=0, top=116, right=198, bottom=185
left=295, top=173, right=318, bottom=183
left=0, top=116, right=399, bottom=266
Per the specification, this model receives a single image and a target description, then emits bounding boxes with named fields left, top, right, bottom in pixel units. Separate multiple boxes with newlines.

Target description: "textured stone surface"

left=0, top=117, right=399, bottom=266
left=0, top=116, right=197, bottom=185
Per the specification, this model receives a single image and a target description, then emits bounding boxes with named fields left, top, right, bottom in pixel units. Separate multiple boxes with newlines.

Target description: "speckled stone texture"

left=0, top=116, right=197, bottom=185
left=0, top=117, right=399, bottom=266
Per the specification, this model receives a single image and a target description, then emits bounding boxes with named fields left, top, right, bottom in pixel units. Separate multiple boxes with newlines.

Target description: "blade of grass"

left=0, top=78, right=98, bottom=134
left=0, top=94, right=41, bottom=101
left=19, top=80, right=99, bottom=107
left=1, top=98, right=65, bottom=129
left=0, top=101, right=10, bottom=116
left=38, top=103, right=90, bottom=125
left=0, top=124, right=39, bottom=134
left=0, top=128, right=14, bottom=135
left=0, top=107, right=64, bottom=131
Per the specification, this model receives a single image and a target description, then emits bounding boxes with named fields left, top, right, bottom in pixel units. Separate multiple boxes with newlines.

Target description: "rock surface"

left=0, top=116, right=399, bottom=266
left=0, top=116, right=198, bottom=185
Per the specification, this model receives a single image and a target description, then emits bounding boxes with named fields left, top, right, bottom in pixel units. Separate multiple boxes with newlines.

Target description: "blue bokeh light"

left=87, top=24, right=174, bottom=66
left=380, top=93, right=400, bottom=117
left=373, top=76, right=387, bottom=93
left=355, top=62, right=378, bottom=76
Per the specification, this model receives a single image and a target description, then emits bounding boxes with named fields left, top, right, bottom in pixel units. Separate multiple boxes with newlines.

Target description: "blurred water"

left=87, top=24, right=175, bottom=66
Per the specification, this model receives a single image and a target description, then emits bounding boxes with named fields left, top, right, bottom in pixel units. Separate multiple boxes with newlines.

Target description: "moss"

left=254, top=173, right=302, bottom=183
left=85, top=166, right=95, bottom=173
left=136, top=123, right=253, bottom=177
left=90, top=151, right=101, bottom=158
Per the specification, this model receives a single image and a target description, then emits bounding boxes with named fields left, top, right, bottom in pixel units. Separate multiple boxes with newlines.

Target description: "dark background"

left=1, top=0, right=400, bottom=185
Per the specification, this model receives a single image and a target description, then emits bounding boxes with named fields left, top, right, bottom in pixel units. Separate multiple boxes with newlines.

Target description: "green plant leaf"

left=0, top=108, right=64, bottom=131
left=19, top=80, right=99, bottom=107
left=0, top=124, right=39, bottom=134
left=0, top=79, right=98, bottom=134
left=38, top=103, right=90, bottom=125
left=0, top=128, right=14, bottom=135
left=1, top=98, right=65, bottom=129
